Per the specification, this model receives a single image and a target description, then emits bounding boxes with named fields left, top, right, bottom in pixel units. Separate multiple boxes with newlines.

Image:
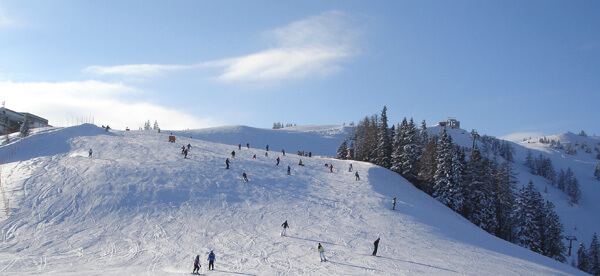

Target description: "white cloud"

left=0, top=80, right=219, bottom=130
left=84, top=10, right=361, bottom=83
left=499, top=132, right=545, bottom=142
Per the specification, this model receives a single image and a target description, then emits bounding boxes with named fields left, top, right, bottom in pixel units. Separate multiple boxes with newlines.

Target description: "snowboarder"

left=246, top=142, right=249, bottom=149
left=318, top=243, right=326, bottom=262
left=105, top=125, right=110, bottom=132
left=349, top=163, right=353, bottom=172
left=88, top=149, right=93, bottom=158
left=266, top=144, right=269, bottom=151
left=298, top=159, right=304, bottom=166
left=184, top=149, right=188, bottom=158
left=329, top=164, right=333, bottom=173
left=231, top=150, right=236, bottom=160
left=392, top=197, right=396, bottom=210
left=207, top=250, right=215, bottom=270
left=372, top=238, right=380, bottom=256
left=276, top=157, right=280, bottom=166
left=243, top=172, right=248, bottom=182
left=226, top=158, right=230, bottom=169
left=253, top=154, right=257, bottom=159
left=355, top=171, right=360, bottom=181
left=281, top=220, right=289, bottom=236
left=281, top=149, right=286, bottom=156
left=193, top=255, right=201, bottom=274
left=287, top=165, right=291, bottom=175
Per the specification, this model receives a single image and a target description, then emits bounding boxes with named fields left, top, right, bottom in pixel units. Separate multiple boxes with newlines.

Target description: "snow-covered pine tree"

left=589, top=233, right=600, bottom=275
left=525, top=150, right=533, bottom=169
left=515, top=180, right=544, bottom=253
left=541, top=200, right=566, bottom=262
left=594, top=163, right=600, bottom=181
left=557, top=169, right=566, bottom=191
left=153, top=120, right=159, bottom=130
left=433, top=127, right=456, bottom=208
left=493, top=161, right=518, bottom=242
left=375, top=106, right=391, bottom=169
left=464, top=148, right=497, bottom=234
left=417, top=138, right=437, bottom=195
left=400, top=118, right=420, bottom=182
left=19, top=114, right=31, bottom=137
left=566, top=177, right=581, bottom=205
left=390, top=123, right=402, bottom=173
left=336, top=139, right=348, bottom=160
left=419, top=119, right=428, bottom=145
left=577, top=242, right=590, bottom=273
left=144, top=120, right=151, bottom=130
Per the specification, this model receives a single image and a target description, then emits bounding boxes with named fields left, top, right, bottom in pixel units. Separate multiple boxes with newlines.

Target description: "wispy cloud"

left=84, top=10, right=361, bottom=83
left=0, top=80, right=218, bottom=130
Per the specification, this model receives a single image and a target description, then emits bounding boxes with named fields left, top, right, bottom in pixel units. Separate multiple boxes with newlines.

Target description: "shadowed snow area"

left=0, top=124, right=584, bottom=275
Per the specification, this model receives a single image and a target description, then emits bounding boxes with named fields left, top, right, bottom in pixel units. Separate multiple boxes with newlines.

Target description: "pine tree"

left=375, top=106, right=391, bottom=168
left=594, top=164, right=600, bottom=181
left=493, top=161, right=518, bottom=242
left=541, top=200, right=566, bottom=262
left=557, top=170, right=566, bottom=191
left=525, top=150, right=533, bottom=169
left=336, top=139, right=348, bottom=160
left=515, top=180, right=544, bottom=253
left=19, top=114, right=31, bottom=137
left=417, top=138, right=437, bottom=194
left=420, top=120, right=428, bottom=145
left=390, top=123, right=402, bottom=173
left=464, top=148, right=497, bottom=233
left=578, top=242, right=589, bottom=272
left=144, top=120, right=151, bottom=130
left=589, top=233, right=600, bottom=275
left=566, top=177, right=581, bottom=205
left=400, top=118, right=420, bottom=181
left=153, top=120, right=159, bottom=130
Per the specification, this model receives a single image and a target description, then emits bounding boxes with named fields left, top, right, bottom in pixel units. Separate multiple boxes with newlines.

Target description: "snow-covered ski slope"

left=0, top=124, right=585, bottom=275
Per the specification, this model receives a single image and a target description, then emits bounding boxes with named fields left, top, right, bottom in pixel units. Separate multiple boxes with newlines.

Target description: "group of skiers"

left=192, top=250, right=216, bottom=274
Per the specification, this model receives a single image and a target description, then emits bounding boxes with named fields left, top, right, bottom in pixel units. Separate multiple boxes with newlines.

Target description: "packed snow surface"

left=0, top=124, right=585, bottom=275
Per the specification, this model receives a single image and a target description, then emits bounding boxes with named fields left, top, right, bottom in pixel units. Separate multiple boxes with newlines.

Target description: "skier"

left=246, top=142, right=249, bottom=149
left=298, top=159, right=304, bottom=166
left=187, top=143, right=192, bottom=151
left=372, top=238, right=380, bottom=256
left=184, top=149, right=188, bottom=158
left=243, top=172, right=248, bottom=182
left=182, top=145, right=186, bottom=154
left=392, top=197, right=397, bottom=210
left=226, top=158, right=230, bottom=169
left=318, top=243, right=327, bottom=262
left=281, top=149, right=286, bottom=156
left=238, top=144, right=241, bottom=150
left=88, top=149, right=93, bottom=158
left=105, top=125, right=110, bottom=132
left=207, top=250, right=215, bottom=271
left=266, top=144, right=269, bottom=151
left=349, top=163, right=353, bottom=172
left=276, top=157, right=280, bottom=166
left=265, top=152, right=268, bottom=157
left=193, top=255, right=201, bottom=274
left=287, top=165, right=291, bottom=175
left=281, top=220, right=289, bottom=236
left=329, top=164, right=333, bottom=173
left=355, top=171, right=360, bottom=181
left=231, top=150, right=236, bottom=160
left=253, top=154, right=257, bottom=159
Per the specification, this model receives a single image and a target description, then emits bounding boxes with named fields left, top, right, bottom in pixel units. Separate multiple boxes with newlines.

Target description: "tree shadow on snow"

left=377, top=256, right=459, bottom=274
left=285, top=235, right=340, bottom=246
left=327, top=260, right=382, bottom=273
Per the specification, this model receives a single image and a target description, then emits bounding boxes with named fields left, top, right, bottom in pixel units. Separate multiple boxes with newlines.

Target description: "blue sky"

left=1, top=1, right=599, bottom=139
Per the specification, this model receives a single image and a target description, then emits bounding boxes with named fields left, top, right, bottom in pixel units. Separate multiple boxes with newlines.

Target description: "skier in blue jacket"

left=207, top=250, right=216, bottom=270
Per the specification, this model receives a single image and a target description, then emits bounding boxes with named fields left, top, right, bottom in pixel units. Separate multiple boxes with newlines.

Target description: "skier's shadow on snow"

left=377, top=256, right=458, bottom=274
